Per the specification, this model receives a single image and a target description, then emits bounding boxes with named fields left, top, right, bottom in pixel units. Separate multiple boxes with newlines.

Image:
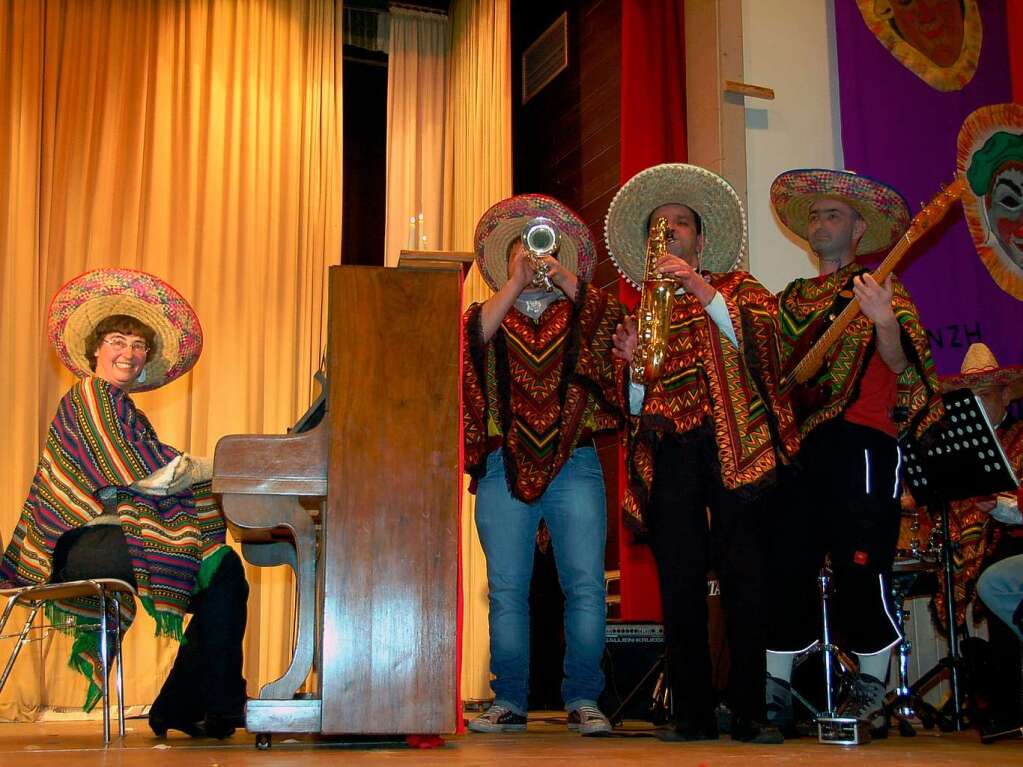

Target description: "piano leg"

left=224, top=495, right=318, bottom=702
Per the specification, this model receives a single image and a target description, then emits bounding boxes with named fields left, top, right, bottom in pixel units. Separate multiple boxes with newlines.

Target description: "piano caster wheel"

left=255, top=733, right=272, bottom=750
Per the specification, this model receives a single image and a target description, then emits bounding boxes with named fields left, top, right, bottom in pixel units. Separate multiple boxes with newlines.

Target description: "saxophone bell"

left=522, top=217, right=559, bottom=293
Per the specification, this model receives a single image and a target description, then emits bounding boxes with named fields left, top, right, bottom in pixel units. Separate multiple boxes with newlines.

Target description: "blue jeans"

left=977, top=553, right=1023, bottom=641
left=474, top=446, right=607, bottom=714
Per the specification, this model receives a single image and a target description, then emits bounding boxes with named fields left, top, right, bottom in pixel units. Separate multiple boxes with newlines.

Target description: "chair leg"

left=0, top=603, right=41, bottom=694
left=112, top=595, right=126, bottom=738
left=98, top=589, right=110, bottom=745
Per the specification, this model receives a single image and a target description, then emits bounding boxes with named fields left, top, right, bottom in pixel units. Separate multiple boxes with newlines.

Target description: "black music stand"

left=900, top=388, right=1020, bottom=731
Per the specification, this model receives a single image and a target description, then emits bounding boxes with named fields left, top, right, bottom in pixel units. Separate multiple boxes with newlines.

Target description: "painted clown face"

left=957, top=104, right=1023, bottom=300
left=887, top=0, right=964, bottom=68
left=986, top=162, right=1023, bottom=270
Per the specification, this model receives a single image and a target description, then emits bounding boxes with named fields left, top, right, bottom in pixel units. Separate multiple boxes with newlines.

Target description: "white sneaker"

left=567, top=705, right=613, bottom=736
left=468, top=704, right=527, bottom=733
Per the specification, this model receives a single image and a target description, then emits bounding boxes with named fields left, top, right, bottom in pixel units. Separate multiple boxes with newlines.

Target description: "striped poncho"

left=0, top=377, right=228, bottom=709
left=462, top=281, right=624, bottom=503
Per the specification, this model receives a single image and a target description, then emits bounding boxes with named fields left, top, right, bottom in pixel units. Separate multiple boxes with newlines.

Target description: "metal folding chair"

left=0, top=577, right=136, bottom=744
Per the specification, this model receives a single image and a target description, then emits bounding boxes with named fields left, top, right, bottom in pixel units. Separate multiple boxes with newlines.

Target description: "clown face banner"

left=958, top=103, right=1023, bottom=300
left=855, top=0, right=981, bottom=92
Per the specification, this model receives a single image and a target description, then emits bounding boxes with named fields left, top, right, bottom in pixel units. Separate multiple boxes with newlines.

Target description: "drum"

left=896, top=505, right=939, bottom=562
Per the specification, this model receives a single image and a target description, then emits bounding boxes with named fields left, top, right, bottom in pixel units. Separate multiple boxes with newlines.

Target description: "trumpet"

left=522, top=217, right=559, bottom=292
left=632, top=217, right=675, bottom=384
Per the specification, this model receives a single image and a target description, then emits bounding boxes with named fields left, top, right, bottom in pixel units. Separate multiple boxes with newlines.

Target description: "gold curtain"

left=443, top=0, right=511, bottom=702
left=384, top=7, right=449, bottom=266
left=0, top=0, right=342, bottom=720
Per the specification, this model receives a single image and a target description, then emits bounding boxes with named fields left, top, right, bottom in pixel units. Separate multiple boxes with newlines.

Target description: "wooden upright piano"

left=212, top=261, right=466, bottom=747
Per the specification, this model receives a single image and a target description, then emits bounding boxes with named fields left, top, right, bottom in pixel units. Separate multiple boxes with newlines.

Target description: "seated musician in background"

left=765, top=170, right=943, bottom=737
left=462, top=195, right=623, bottom=736
left=936, top=343, right=1023, bottom=731
left=608, top=164, right=799, bottom=744
left=0, top=269, right=247, bottom=739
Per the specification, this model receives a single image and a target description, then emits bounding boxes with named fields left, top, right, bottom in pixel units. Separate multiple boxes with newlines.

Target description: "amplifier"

left=599, top=622, right=667, bottom=723
left=599, top=578, right=731, bottom=722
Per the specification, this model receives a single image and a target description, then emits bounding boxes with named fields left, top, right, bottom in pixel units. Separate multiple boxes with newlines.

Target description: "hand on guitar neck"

left=852, top=272, right=908, bottom=375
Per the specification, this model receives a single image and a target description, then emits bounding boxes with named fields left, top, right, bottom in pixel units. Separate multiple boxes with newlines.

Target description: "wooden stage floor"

left=1, top=714, right=1021, bottom=766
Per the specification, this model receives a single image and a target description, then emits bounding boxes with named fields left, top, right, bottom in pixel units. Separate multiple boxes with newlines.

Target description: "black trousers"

left=54, top=525, right=248, bottom=719
left=645, top=426, right=771, bottom=723
left=769, top=419, right=902, bottom=655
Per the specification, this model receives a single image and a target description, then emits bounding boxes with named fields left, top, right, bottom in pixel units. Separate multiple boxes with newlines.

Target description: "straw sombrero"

left=48, top=268, right=203, bottom=392
left=941, top=343, right=1023, bottom=401
left=474, top=194, right=595, bottom=293
left=604, top=164, right=746, bottom=289
left=771, top=169, right=910, bottom=256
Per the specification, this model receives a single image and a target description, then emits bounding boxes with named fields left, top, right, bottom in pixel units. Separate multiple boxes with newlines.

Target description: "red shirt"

left=844, top=352, right=898, bottom=438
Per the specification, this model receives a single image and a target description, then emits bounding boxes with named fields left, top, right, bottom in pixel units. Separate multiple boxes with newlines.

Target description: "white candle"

left=408, top=216, right=416, bottom=251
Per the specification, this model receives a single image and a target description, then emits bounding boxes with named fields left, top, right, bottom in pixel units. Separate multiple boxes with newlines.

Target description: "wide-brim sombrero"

left=474, top=194, right=595, bottom=293
left=48, top=268, right=203, bottom=392
left=771, top=169, right=910, bottom=256
left=604, top=164, right=746, bottom=289
left=941, top=343, right=1023, bottom=401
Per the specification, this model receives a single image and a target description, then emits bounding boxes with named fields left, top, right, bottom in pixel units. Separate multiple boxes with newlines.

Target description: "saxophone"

left=631, top=217, right=675, bottom=384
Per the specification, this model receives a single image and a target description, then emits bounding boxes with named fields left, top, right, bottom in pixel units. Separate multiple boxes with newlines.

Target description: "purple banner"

left=835, top=0, right=1020, bottom=374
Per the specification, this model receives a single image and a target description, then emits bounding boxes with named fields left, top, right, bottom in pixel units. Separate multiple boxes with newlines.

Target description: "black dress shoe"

left=149, top=711, right=206, bottom=738
left=730, top=714, right=783, bottom=744
left=655, top=717, right=719, bottom=742
left=203, top=712, right=245, bottom=739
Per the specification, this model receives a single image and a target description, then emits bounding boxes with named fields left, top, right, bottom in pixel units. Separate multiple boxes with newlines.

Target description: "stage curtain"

left=384, top=7, right=449, bottom=266
left=616, top=0, right=687, bottom=623
left=0, top=0, right=342, bottom=721
left=1010, top=0, right=1023, bottom=103
left=443, top=0, right=512, bottom=702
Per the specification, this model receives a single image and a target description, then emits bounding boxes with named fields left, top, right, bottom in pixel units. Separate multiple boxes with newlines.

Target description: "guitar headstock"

left=904, top=177, right=967, bottom=242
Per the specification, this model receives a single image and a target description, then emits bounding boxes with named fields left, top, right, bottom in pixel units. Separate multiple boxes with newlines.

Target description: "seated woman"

left=0, top=268, right=246, bottom=739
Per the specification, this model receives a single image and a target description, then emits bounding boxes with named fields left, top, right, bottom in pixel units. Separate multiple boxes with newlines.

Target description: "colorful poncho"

left=623, top=271, right=800, bottom=533
left=463, top=281, right=624, bottom=503
left=932, top=419, right=1023, bottom=629
left=0, top=378, right=228, bottom=709
left=778, top=262, right=944, bottom=442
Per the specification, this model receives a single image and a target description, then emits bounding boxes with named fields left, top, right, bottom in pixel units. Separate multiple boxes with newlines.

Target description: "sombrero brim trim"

left=604, top=164, right=746, bottom=289
left=941, top=366, right=1023, bottom=401
left=770, top=169, right=911, bottom=256
left=48, top=269, right=203, bottom=392
left=474, top=195, right=596, bottom=293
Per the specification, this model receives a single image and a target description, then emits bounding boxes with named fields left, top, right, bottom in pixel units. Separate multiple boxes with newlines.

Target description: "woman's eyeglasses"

left=103, top=337, right=149, bottom=354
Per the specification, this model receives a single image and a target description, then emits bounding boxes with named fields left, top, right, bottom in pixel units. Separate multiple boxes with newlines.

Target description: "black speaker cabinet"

left=599, top=623, right=667, bottom=723
left=599, top=577, right=730, bottom=723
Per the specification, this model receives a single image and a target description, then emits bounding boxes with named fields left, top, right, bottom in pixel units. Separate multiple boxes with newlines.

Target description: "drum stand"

left=800, top=563, right=871, bottom=745
left=882, top=560, right=942, bottom=736
left=880, top=501, right=965, bottom=733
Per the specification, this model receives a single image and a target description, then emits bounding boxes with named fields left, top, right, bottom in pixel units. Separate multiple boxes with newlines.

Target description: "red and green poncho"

left=462, top=281, right=624, bottom=503
left=0, top=377, right=230, bottom=710
left=932, top=419, right=1023, bottom=629
left=623, top=270, right=801, bottom=534
left=778, top=262, right=944, bottom=442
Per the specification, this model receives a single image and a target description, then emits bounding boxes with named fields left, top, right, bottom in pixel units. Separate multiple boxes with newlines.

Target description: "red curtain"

left=1010, top=0, right=1023, bottom=103
left=617, top=0, right=687, bottom=621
